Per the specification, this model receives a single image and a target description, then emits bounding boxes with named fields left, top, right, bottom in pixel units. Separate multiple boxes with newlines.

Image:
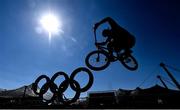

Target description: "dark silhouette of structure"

left=157, top=75, right=168, bottom=89
left=160, top=63, right=180, bottom=90
left=1, top=69, right=180, bottom=109
left=0, top=63, right=179, bottom=108
left=0, top=83, right=179, bottom=108
left=87, top=90, right=117, bottom=108
left=87, top=84, right=180, bottom=108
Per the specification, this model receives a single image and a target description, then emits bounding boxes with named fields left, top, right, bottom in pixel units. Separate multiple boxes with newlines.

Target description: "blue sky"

left=0, top=0, right=180, bottom=97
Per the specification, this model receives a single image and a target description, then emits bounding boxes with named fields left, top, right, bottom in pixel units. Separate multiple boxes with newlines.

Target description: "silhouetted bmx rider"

left=85, top=17, right=138, bottom=71
left=94, top=17, right=135, bottom=61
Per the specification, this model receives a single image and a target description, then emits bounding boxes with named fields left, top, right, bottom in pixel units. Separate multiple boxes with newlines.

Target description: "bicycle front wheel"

left=85, top=50, right=110, bottom=71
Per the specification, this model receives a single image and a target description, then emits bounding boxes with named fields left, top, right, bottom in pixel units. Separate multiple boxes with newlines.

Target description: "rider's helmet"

left=102, top=29, right=111, bottom=37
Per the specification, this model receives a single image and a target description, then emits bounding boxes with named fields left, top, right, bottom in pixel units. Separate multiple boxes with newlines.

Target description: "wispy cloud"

left=70, top=37, right=77, bottom=43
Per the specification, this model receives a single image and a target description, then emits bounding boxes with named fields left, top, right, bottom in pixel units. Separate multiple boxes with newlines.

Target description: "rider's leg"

left=124, top=46, right=132, bottom=54
left=107, top=43, right=114, bottom=61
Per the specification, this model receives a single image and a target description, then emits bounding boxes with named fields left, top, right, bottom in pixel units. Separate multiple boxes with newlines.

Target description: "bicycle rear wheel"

left=85, top=50, right=110, bottom=71
left=119, top=53, right=138, bottom=71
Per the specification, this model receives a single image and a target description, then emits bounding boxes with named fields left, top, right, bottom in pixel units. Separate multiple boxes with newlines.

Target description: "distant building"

left=87, top=84, right=180, bottom=108
left=87, top=90, right=118, bottom=108
left=0, top=84, right=44, bottom=108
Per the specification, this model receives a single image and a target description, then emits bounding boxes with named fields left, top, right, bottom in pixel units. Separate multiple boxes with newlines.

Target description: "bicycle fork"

left=96, top=52, right=100, bottom=62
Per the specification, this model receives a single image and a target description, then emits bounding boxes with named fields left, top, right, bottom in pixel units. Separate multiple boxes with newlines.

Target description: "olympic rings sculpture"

left=32, top=67, right=93, bottom=105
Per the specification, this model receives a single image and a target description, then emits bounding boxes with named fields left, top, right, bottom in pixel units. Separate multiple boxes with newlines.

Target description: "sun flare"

left=40, top=13, right=62, bottom=42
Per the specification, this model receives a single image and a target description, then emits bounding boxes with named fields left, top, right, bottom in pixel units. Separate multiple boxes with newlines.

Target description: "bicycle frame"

left=94, top=30, right=120, bottom=61
left=97, top=44, right=122, bottom=61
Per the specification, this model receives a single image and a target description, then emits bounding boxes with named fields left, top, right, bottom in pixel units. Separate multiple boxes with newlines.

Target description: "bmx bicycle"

left=85, top=30, right=138, bottom=71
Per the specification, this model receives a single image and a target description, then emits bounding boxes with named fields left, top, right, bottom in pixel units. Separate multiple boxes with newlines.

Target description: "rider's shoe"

left=109, top=55, right=115, bottom=61
left=105, top=56, right=114, bottom=62
left=125, top=49, right=132, bottom=54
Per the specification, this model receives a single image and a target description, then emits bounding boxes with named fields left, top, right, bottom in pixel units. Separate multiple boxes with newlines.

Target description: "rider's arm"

left=98, top=17, right=113, bottom=25
left=94, top=17, right=114, bottom=31
left=95, top=37, right=110, bottom=46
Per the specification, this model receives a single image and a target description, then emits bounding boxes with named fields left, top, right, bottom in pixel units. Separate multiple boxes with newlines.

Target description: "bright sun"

left=40, top=13, right=62, bottom=41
